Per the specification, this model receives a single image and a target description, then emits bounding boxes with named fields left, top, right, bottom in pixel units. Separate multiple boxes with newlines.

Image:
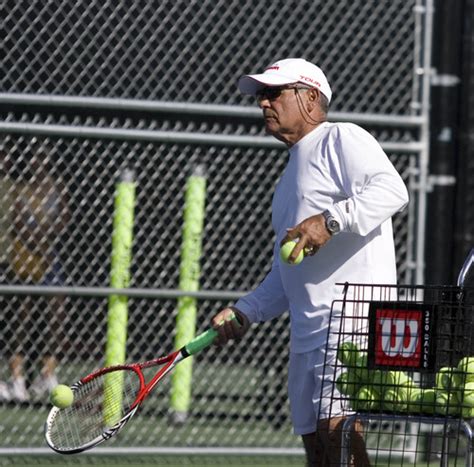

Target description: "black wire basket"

left=319, top=250, right=474, bottom=466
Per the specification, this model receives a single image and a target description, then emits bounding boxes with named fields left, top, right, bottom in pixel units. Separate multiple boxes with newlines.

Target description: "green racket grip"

left=184, top=313, right=241, bottom=356
left=184, top=328, right=218, bottom=356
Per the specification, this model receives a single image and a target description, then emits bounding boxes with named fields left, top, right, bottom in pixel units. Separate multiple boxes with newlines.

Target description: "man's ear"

left=306, top=88, right=320, bottom=109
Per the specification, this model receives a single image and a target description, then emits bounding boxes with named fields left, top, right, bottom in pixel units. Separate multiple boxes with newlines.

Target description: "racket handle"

left=184, top=313, right=242, bottom=355
left=184, top=328, right=218, bottom=355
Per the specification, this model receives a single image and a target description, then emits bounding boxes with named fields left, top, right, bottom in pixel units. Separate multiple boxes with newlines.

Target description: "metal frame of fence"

left=0, top=88, right=431, bottom=286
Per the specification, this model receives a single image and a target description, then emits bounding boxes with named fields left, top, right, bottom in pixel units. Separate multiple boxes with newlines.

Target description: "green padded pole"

left=104, top=169, right=136, bottom=425
left=170, top=164, right=207, bottom=423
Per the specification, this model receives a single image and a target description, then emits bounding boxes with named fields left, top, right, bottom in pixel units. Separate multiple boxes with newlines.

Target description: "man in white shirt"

left=212, top=58, right=409, bottom=466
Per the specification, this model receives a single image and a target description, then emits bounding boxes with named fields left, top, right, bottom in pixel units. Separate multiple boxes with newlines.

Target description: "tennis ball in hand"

left=279, top=240, right=304, bottom=265
left=50, top=384, right=74, bottom=409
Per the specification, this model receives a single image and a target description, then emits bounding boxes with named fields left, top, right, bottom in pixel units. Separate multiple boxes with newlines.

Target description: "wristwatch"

left=322, top=210, right=341, bottom=235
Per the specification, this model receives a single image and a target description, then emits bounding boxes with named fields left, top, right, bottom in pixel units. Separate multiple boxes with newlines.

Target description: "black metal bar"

left=425, top=0, right=464, bottom=285
left=454, top=0, right=474, bottom=282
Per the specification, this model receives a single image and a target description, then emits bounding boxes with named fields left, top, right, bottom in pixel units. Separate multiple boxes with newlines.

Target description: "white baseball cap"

left=238, top=58, right=332, bottom=103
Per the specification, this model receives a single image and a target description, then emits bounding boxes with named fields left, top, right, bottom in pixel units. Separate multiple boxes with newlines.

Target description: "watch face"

left=323, top=210, right=340, bottom=235
left=328, top=219, right=340, bottom=234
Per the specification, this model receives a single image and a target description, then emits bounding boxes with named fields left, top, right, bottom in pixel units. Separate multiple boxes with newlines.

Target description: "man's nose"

left=257, top=97, right=271, bottom=108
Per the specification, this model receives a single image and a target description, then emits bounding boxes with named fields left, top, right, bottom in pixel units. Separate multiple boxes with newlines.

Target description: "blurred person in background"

left=1, top=140, right=69, bottom=401
left=211, top=59, right=409, bottom=466
left=0, top=145, right=15, bottom=400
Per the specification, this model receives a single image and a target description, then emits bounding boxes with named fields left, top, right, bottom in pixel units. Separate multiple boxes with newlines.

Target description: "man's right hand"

left=211, top=307, right=250, bottom=346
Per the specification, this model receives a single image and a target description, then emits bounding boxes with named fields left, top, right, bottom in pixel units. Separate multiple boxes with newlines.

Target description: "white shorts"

left=288, top=346, right=343, bottom=435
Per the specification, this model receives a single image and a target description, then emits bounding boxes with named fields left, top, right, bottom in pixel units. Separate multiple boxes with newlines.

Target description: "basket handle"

left=457, top=248, right=474, bottom=287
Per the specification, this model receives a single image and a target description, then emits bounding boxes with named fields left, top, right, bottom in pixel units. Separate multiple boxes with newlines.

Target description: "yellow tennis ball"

left=460, top=382, right=474, bottom=407
left=337, top=341, right=360, bottom=367
left=406, top=388, right=422, bottom=413
left=353, top=353, right=371, bottom=383
left=458, top=356, right=474, bottom=383
left=418, top=389, right=437, bottom=415
left=336, top=370, right=360, bottom=397
left=435, top=391, right=461, bottom=416
left=50, top=384, right=74, bottom=409
left=353, top=386, right=380, bottom=411
left=383, top=387, right=408, bottom=412
left=279, top=240, right=304, bottom=265
left=436, top=367, right=460, bottom=391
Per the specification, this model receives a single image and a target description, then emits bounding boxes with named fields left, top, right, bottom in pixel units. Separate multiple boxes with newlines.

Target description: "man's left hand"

left=281, top=214, right=331, bottom=262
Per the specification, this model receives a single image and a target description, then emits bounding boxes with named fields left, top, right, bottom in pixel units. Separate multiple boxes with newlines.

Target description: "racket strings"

left=47, top=369, right=141, bottom=450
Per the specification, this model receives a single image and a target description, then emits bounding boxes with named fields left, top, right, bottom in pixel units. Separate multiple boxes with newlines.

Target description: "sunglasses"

left=255, top=85, right=311, bottom=102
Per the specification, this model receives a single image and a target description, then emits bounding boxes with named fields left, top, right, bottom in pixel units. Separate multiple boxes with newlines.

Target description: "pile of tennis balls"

left=336, top=341, right=474, bottom=418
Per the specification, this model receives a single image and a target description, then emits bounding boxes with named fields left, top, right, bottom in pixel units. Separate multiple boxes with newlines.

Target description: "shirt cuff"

left=233, top=298, right=259, bottom=324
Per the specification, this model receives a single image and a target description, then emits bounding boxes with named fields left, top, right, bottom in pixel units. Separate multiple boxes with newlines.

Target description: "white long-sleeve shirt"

left=235, top=122, right=409, bottom=353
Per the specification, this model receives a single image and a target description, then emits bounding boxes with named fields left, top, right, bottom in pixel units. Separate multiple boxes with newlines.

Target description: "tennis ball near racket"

left=50, top=384, right=74, bottom=409
left=279, top=240, right=304, bottom=265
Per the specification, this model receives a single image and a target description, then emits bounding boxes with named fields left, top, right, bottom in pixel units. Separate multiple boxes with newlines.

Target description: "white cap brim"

left=238, top=74, right=299, bottom=96
left=238, top=59, right=332, bottom=102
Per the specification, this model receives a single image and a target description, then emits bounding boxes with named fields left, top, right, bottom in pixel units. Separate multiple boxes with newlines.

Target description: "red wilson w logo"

left=379, top=318, right=419, bottom=358
left=373, top=308, right=424, bottom=368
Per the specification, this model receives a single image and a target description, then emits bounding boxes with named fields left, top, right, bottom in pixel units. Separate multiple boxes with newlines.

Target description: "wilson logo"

left=368, top=303, right=435, bottom=371
left=379, top=317, right=419, bottom=358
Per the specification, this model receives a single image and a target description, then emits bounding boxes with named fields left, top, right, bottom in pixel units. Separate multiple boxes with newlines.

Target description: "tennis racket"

left=44, top=321, right=231, bottom=454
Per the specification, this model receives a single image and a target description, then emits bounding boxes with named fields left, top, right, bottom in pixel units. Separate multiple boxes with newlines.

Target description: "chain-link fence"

left=4, top=0, right=419, bottom=113
left=0, top=0, right=432, bottom=463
